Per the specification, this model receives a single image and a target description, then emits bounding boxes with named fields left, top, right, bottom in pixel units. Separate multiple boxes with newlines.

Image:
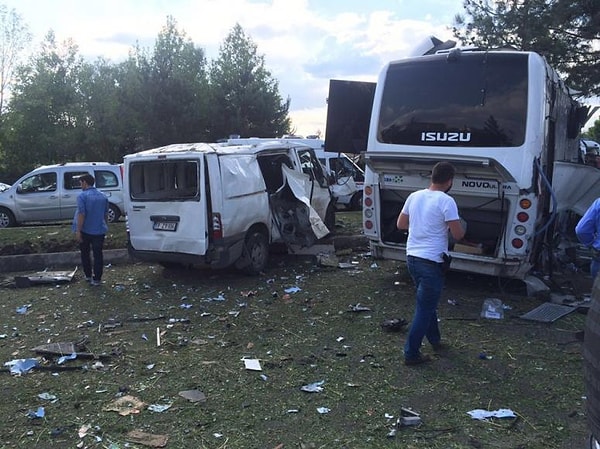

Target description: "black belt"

left=407, top=255, right=442, bottom=265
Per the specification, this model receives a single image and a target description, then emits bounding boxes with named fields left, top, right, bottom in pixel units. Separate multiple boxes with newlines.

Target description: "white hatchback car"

left=0, top=162, right=124, bottom=228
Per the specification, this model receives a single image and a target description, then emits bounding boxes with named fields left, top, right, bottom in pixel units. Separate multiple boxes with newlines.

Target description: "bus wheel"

left=242, top=230, right=269, bottom=275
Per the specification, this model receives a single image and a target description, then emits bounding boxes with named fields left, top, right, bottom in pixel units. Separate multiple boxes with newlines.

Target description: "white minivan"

left=0, top=162, right=125, bottom=228
left=124, top=140, right=335, bottom=274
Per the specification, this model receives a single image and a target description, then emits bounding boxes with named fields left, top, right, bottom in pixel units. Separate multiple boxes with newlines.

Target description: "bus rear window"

left=129, top=160, right=199, bottom=201
left=377, top=52, right=528, bottom=147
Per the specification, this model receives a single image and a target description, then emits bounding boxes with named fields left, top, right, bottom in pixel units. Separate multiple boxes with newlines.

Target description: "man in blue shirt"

left=576, top=198, right=600, bottom=280
left=73, top=174, right=109, bottom=286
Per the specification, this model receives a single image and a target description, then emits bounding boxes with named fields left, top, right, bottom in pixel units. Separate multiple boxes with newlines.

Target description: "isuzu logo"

left=420, top=132, right=471, bottom=142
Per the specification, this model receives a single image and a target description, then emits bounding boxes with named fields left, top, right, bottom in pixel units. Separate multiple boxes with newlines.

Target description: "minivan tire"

left=0, top=207, right=15, bottom=228
left=107, top=204, right=121, bottom=223
left=241, top=230, right=269, bottom=275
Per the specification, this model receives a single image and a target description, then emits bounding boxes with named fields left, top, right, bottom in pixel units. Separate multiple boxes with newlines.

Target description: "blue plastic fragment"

left=4, top=358, right=39, bottom=374
left=57, top=353, right=77, bottom=365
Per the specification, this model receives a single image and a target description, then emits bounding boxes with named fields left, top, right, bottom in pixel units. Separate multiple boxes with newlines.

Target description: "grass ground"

left=0, top=212, right=591, bottom=448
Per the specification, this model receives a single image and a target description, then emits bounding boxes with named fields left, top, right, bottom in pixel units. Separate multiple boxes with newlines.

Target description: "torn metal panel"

left=519, top=302, right=576, bottom=322
left=14, top=267, right=77, bottom=288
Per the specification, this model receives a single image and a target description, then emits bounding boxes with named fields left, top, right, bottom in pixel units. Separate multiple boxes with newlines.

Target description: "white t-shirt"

left=401, top=189, right=460, bottom=263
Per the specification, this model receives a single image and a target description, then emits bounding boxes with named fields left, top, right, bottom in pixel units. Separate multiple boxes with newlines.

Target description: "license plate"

left=153, top=221, right=177, bottom=231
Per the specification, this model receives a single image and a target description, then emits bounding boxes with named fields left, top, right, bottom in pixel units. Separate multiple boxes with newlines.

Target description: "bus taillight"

left=512, top=238, right=524, bottom=248
left=519, top=198, right=532, bottom=209
left=364, top=197, right=373, bottom=207
left=517, top=212, right=529, bottom=222
left=365, top=220, right=374, bottom=229
left=212, top=213, right=223, bottom=239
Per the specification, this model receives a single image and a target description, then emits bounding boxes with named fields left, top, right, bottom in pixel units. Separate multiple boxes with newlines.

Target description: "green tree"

left=2, top=31, right=90, bottom=178
left=0, top=5, right=31, bottom=115
left=209, top=23, right=291, bottom=140
left=585, top=117, right=600, bottom=142
left=453, top=0, right=600, bottom=96
left=120, top=17, right=210, bottom=150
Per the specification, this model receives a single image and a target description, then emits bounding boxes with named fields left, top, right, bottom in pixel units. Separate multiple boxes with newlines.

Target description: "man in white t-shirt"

left=396, top=161, right=465, bottom=366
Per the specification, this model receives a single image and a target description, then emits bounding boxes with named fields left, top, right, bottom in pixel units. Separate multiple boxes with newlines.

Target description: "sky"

left=2, top=0, right=466, bottom=137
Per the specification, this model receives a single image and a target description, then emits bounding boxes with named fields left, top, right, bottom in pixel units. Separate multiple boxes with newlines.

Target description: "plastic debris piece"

left=125, top=429, right=168, bottom=448
left=448, top=299, right=458, bottom=306
left=481, top=298, right=505, bottom=319
left=142, top=334, right=148, bottom=341
left=240, top=290, right=257, bottom=297
left=301, top=380, right=324, bottom=393
left=57, top=352, right=77, bottom=365
left=242, top=358, right=262, bottom=371
left=467, top=408, right=517, bottom=420
left=38, top=392, right=58, bottom=401
left=317, top=406, right=330, bottom=414
left=178, top=390, right=206, bottom=403
left=348, top=303, right=371, bottom=312
left=5, top=358, right=39, bottom=375
left=148, top=403, right=172, bottom=413
left=180, top=304, right=193, bottom=309
left=478, top=352, right=492, bottom=360
left=284, top=286, right=301, bottom=294
left=16, top=304, right=31, bottom=314
left=26, top=406, right=45, bottom=419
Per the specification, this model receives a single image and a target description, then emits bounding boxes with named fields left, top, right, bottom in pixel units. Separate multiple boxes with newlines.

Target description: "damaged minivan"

left=123, top=140, right=335, bottom=273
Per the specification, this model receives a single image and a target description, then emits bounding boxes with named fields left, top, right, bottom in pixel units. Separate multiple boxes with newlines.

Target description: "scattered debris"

left=381, top=318, right=408, bottom=332
left=14, top=267, right=77, bottom=288
left=317, top=406, right=330, bottom=414
left=4, top=358, right=39, bottom=375
left=103, top=395, right=146, bottom=416
left=178, top=390, right=206, bottom=403
left=398, top=407, right=422, bottom=426
left=284, top=286, right=301, bottom=294
left=301, top=380, right=324, bottom=393
left=519, top=302, right=576, bottom=323
left=125, top=429, right=168, bottom=448
left=348, top=303, right=371, bottom=312
left=467, top=408, right=517, bottom=420
left=26, top=406, right=45, bottom=419
left=481, top=298, right=505, bottom=319
left=242, top=358, right=262, bottom=371
left=148, top=403, right=172, bottom=413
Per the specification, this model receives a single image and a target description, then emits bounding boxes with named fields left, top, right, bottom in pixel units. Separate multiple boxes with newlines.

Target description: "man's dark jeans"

left=80, top=232, right=105, bottom=281
left=404, top=255, right=444, bottom=360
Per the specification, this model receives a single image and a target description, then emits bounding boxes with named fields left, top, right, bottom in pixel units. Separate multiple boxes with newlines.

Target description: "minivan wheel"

left=242, top=231, right=269, bottom=275
left=0, top=207, right=15, bottom=228
left=107, top=204, right=121, bottom=223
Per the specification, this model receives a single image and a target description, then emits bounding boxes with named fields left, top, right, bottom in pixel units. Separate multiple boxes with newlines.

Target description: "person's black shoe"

left=404, top=354, right=432, bottom=366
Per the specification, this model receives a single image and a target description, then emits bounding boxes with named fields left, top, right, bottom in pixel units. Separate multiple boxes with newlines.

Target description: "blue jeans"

left=80, top=232, right=105, bottom=281
left=404, top=256, right=444, bottom=360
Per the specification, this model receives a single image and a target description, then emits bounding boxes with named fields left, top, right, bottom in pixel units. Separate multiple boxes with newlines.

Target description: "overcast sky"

left=3, top=0, right=465, bottom=136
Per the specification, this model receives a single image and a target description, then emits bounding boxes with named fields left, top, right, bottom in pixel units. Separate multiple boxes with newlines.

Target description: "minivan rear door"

left=126, top=155, right=208, bottom=256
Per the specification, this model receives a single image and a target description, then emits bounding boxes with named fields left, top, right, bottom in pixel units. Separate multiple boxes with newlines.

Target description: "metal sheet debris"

left=14, top=267, right=77, bottom=288
left=519, top=302, right=576, bottom=323
left=125, top=429, right=169, bottom=448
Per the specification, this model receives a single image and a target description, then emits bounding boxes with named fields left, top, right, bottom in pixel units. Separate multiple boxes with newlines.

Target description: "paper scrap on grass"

left=179, top=389, right=206, bottom=403
left=242, top=358, right=262, bottom=371
left=103, top=395, right=146, bottom=416
left=125, top=429, right=169, bottom=448
left=467, top=408, right=517, bottom=420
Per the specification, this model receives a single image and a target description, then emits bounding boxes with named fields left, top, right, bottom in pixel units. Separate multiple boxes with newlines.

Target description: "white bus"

left=325, top=42, right=595, bottom=291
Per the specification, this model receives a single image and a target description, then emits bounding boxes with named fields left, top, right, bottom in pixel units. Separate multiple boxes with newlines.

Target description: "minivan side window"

left=64, top=171, right=88, bottom=190
left=19, top=172, right=57, bottom=193
left=95, top=170, right=118, bottom=188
